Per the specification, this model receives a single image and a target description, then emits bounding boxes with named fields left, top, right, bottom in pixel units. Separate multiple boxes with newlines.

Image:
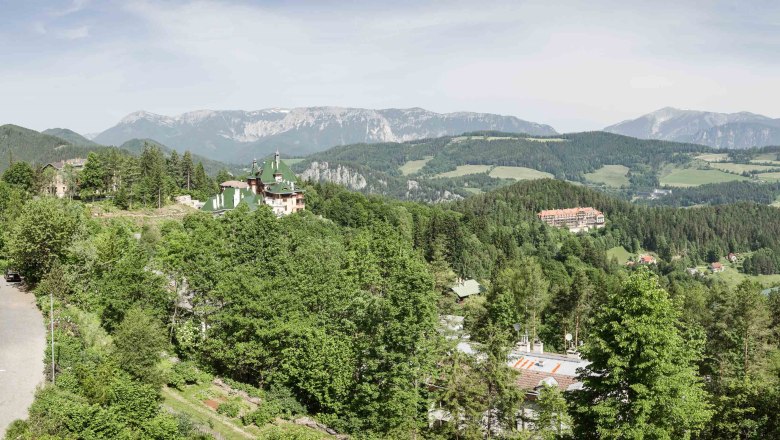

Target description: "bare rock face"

left=300, top=161, right=368, bottom=190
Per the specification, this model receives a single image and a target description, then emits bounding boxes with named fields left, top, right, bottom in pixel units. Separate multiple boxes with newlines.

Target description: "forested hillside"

left=2, top=159, right=780, bottom=439
left=292, top=131, right=706, bottom=201
left=0, top=124, right=235, bottom=176
left=0, top=124, right=98, bottom=171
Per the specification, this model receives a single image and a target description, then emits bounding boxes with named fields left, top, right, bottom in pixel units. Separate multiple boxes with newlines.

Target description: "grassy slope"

left=489, top=166, right=553, bottom=180
left=399, top=156, right=433, bottom=175
left=584, top=164, right=630, bottom=187
left=660, top=168, right=750, bottom=187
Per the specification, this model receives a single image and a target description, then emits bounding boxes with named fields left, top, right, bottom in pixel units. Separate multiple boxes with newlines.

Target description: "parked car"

left=4, top=268, right=21, bottom=282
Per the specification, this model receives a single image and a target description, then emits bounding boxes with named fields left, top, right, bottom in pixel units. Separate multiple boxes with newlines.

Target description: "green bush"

left=221, top=377, right=264, bottom=399
left=266, top=384, right=305, bottom=418
left=216, top=400, right=242, bottom=418
left=242, top=402, right=280, bottom=426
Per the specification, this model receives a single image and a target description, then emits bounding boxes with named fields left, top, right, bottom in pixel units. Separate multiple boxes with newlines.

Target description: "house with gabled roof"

left=42, top=158, right=87, bottom=198
left=202, top=151, right=305, bottom=216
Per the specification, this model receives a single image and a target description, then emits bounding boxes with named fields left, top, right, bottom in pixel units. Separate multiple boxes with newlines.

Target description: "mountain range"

left=604, top=107, right=780, bottom=149
left=92, top=107, right=558, bottom=163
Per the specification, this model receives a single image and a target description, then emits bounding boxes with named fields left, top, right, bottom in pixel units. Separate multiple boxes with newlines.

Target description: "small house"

left=727, top=253, right=737, bottom=263
left=450, top=279, right=483, bottom=301
left=639, top=255, right=657, bottom=265
left=710, top=262, right=724, bottom=273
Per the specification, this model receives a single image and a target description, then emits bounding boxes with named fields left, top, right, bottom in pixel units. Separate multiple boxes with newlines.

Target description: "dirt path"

left=0, top=280, right=45, bottom=436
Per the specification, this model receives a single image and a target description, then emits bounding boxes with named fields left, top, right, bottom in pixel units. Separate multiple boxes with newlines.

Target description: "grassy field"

left=695, top=153, right=729, bottom=162
left=434, top=165, right=492, bottom=178
left=584, top=165, right=630, bottom=187
left=488, top=166, right=553, bottom=180
left=659, top=168, right=750, bottom=187
left=284, top=158, right=305, bottom=165
left=697, top=264, right=780, bottom=289
left=607, top=246, right=634, bottom=264
left=754, top=153, right=780, bottom=161
left=399, top=156, right=433, bottom=175
left=462, top=187, right=483, bottom=194
left=757, top=172, right=780, bottom=182
left=710, top=162, right=778, bottom=173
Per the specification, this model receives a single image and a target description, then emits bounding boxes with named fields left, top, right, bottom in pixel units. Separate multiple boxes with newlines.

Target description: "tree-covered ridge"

left=0, top=123, right=235, bottom=176
left=2, top=166, right=780, bottom=439
left=456, top=178, right=780, bottom=265
left=290, top=131, right=708, bottom=201
left=0, top=124, right=98, bottom=172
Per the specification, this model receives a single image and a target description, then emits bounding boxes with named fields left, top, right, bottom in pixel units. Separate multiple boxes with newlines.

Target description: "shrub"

left=216, top=400, right=242, bottom=418
left=242, top=402, right=280, bottom=426
left=266, top=384, right=305, bottom=418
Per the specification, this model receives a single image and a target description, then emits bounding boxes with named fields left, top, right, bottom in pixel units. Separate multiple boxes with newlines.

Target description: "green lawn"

left=700, top=265, right=780, bottom=289
left=462, top=187, right=483, bottom=194
left=434, top=165, right=492, bottom=178
left=607, top=246, right=634, bottom=264
left=284, top=158, right=305, bottom=165
left=710, top=162, right=778, bottom=173
left=488, top=166, right=553, bottom=180
left=584, top=165, right=630, bottom=187
left=399, top=156, right=433, bottom=175
left=659, top=168, right=750, bottom=187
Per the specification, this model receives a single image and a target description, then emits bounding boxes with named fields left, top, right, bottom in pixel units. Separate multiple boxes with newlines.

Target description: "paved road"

left=0, top=280, right=45, bottom=436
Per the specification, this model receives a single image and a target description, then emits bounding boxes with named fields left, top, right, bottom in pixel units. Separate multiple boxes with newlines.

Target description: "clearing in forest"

left=434, top=165, right=492, bottom=178
left=607, top=246, right=634, bottom=264
left=584, top=165, right=630, bottom=187
left=694, top=153, right=729, bottom=162
left=757, top=172, right=780, bottom=182
left=399, top=156, right=433, bottom=175
left=659, top=168, right=749, bottom=187
left=709, top=162, right=778, bottom=173
left=489, top=166, right=553, bottom=180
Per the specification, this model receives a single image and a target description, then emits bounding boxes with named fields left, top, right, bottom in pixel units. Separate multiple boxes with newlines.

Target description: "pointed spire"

left=275, top=149, right=280, bottom=169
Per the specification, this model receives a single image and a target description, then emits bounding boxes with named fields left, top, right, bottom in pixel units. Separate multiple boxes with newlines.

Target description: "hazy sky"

left=1, top=0, right=779, bottom=134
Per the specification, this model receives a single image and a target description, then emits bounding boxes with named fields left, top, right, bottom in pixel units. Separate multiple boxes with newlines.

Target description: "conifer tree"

left=181, top=151, right=194, bottom=190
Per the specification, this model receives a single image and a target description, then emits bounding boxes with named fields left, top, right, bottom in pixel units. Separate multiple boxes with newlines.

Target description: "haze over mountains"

left=92, top=107, right=558, bottom=162
left=604, top=107, right=780, bottom=149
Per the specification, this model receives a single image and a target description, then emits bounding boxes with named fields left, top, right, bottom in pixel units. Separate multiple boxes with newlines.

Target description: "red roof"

left=640, top=255, right=656, bottom=263
left=537, top=207, right=603, bottom=218
left=711, top=262, right=723, bottom=269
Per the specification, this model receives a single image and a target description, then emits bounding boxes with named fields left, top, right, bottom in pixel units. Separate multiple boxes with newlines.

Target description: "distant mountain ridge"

left=42, top=128, right=99, bottom=147
left=605, top=107, right=780, bottom=149
left=93, top=107, right=558, bottom=162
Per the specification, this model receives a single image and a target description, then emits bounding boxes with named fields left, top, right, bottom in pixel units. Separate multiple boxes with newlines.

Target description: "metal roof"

left=451, top=279, right=482, bottom=298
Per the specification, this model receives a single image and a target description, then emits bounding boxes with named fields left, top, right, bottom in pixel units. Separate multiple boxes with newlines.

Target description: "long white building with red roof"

left=537, top=207, right=605, bottom=233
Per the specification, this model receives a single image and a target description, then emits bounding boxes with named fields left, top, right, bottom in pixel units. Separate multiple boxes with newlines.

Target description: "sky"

left=1, top=0, right=779, bottom=134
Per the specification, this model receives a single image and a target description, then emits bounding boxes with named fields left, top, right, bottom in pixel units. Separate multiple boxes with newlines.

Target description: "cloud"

left=53, top=0, right=90, bottom=17
left=629, top=76, right=674, bottom=90
left=58, top=25, right=90, bottom=40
